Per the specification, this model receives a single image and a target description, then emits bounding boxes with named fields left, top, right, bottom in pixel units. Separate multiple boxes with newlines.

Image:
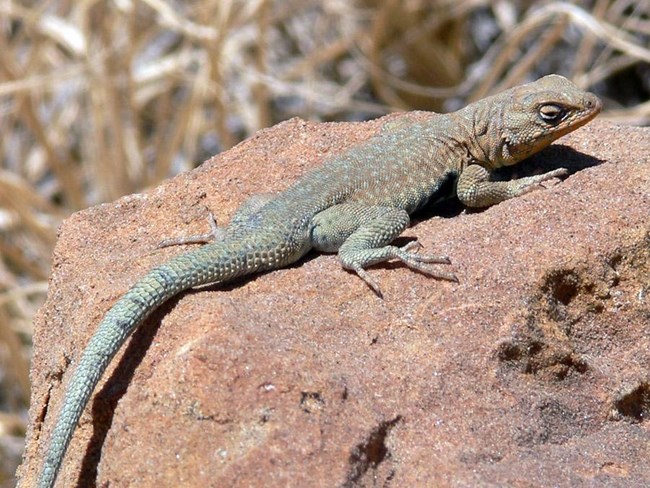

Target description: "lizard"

left=35, top=74, right=601, bottom=488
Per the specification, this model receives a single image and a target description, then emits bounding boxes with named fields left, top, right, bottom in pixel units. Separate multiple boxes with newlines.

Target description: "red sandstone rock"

left=19, top=118, right=650, bottom=487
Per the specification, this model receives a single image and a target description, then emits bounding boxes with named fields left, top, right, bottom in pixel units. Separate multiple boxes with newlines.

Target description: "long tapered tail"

left=37, top=240, right=266, bottom=488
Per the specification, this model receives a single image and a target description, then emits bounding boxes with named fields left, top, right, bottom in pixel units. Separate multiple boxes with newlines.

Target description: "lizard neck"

left=455, top=100, right=506, bottom=170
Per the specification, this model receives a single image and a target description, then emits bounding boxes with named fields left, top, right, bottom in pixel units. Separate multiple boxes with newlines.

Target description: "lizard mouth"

left=552, top=92, right=602, bottom=136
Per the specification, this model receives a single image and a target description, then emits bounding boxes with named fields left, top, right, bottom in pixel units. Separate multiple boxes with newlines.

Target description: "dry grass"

left=0, top=0, right=649, bottom=484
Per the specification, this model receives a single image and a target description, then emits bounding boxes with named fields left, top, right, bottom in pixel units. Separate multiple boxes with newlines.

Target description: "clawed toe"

left=398, top=242, right=451, bottom=265
left=401, top=241, right=422, bottom=253
left=400, top=258, right=458, bottom=282
left=548, top=168, right=569, bottom=178
left=158, top=213, right=224, bottom=248
left=524, top=168, right=568, bottom=193
left=353, top=266, right=383, bottom=298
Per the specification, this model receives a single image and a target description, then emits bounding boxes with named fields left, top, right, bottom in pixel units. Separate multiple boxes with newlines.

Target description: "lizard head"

left=481, top=74, right=602, bottom=167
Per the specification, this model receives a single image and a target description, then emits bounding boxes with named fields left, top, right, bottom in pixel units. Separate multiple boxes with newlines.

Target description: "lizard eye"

left=538, top=104, right=567, bottom=125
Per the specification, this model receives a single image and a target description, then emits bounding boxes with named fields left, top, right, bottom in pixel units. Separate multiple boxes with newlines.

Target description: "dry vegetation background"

left=1, top=0, right=649, bottom=485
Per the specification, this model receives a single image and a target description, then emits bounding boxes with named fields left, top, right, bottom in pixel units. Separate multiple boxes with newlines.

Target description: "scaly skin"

left=36, top=75, right=601, bottom=487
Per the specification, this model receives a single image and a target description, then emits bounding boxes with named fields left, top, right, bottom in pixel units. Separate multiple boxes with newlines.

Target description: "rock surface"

left=19, top=117, right=650, bottom=487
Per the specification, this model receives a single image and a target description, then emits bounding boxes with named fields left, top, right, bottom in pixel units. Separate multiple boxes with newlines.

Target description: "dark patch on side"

left=413, top=171, right=464, bottom=220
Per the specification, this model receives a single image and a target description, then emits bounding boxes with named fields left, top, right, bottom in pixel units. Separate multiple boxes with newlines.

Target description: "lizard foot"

left=352, top=266, right=384, bottom=298
left=518, top=167, right=569, bottom=195
left=350, top=241, right=457, bottom=298
left=159, top=212, right=224, bottom=248
left=394, top=241, right=458, bottom=282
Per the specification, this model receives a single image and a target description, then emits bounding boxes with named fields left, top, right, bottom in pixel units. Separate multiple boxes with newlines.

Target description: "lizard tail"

left=38, top=240, right=268, bottom=488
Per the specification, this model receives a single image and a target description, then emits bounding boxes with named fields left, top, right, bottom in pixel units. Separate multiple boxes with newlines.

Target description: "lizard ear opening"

left=538, top=103, right=567, bottom=125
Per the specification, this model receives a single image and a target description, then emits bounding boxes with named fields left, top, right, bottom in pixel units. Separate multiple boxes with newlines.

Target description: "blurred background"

left=0, top=1, right=649, bottom=485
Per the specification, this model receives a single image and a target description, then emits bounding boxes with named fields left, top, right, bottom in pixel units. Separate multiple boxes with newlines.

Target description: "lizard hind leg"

left=158, top=193, right=278, bottom=248
left=311, top=203, right=456, bottom=297
left=158, top=212, right=223, bottom=248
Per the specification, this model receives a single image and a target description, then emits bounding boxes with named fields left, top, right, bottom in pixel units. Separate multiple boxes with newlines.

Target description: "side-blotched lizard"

left=35, top=74, right=601, bottom=487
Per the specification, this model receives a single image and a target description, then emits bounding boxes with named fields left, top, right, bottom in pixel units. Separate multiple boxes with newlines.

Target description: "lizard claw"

left=353, top=266, right=384, bottom=298
left=394, top=242, right=457, bottom=281
left=349, top=241, right=457, bottom=297
left=522, top=168, right=569, bottom=194
left=399, top=241, right=451, bottom=265
left=538, top=167, right=568, bottom=186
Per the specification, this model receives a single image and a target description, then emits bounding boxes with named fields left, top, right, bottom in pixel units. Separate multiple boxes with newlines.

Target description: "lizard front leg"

left=457, top=164, right=567, bottom=208
left=311, top=203, right=456, bottom=296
